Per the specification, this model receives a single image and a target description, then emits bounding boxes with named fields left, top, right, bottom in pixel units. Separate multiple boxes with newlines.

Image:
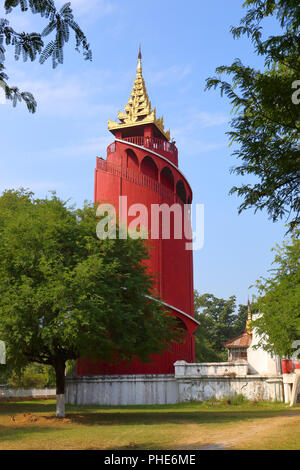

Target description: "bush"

left=66, top=360, right=76, bottom=376
left=221, top=393, right=248, bottom=405
left=7, top=363, right=56, bottom=389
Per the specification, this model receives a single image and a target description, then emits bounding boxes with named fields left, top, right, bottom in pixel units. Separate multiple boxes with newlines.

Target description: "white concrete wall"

left=66, top=375, right=178, bottom=406
left=174, top=360, right=248, bottom=377
left=66, top=372, right=283, bottom=405
left=282, top=372, right=299, bottom=404
left=177, top=376, right=283, bottom=402
left=174, top=361, right=283, bottom=402
left=0, top=388, right=56, bottom=398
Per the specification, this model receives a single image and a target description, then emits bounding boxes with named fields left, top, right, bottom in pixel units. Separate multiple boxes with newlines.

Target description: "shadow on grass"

left=0, top=400, right=56, bottom=416
left=0, top=424, right=63, bottom=443
left=65, top=409, right=290, bottom=427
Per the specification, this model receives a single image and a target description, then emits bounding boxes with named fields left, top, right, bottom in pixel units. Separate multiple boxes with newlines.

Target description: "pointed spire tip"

left=137, top=44, right=142, bottom=75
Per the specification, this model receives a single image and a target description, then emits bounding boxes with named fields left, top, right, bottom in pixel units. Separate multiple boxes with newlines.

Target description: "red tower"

left=77, top=51, right=198, bottom=375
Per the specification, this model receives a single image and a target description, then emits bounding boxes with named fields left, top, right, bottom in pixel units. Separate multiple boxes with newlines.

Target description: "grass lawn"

left=0, top=399, right=299, bottom=450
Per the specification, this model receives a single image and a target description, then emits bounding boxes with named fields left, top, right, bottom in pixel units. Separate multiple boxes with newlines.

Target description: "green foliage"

left=220, top=394, right=248, bottom=406
left=0, top=365, right=12, bottom=385
left=0, top=189, right=179, bottom=394
left=7, top=362, right=56, bottom=388
left=194, top=324, right=222, bottom=362
left=195, top=291, right=237, bottom=352
left=252, top=230, right=300, bottom=357
left=65, top=359, right=76, bottom=376
left=194, top=290, right=248, bottom=361
left=0, top=1, right=92, bottom=112
left=232, top=304, right=249, bottom=337
left=206, top=0, right=300, bottom=231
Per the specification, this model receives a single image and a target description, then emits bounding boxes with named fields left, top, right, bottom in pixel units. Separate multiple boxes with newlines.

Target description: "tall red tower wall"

left=77, top=54, right=197, bottom=375
left=77, top=135, right=197, bottom=375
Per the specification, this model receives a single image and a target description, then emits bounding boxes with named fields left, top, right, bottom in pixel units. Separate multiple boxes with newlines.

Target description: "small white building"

left=247, top=314, right=282, bottom=375
left=224, top=312, right=282, bottom=376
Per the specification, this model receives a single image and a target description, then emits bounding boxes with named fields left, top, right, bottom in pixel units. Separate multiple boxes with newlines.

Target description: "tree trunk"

left=54, top=357, right=66, bottom=418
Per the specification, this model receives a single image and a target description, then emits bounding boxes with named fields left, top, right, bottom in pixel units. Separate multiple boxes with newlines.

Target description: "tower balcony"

left=109, top=136, right=178, bottom=166
left=96, top=157, right=187, bottom=205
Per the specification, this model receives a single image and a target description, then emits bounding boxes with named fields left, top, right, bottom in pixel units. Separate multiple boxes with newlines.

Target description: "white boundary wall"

left=177, top=376, right=283, bottom=402
left=65, top=361, right=284, bottom=405
left=0, top=387, right=56, bottom=398
left=174, top=361, right=248, bottom=377
left=66, top=375, right=178, bottom=405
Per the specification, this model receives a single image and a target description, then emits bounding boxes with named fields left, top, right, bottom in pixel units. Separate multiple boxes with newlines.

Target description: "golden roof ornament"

left=108, top=48, right=171, bottom=141
left=246, top=299, right=252, bottom=334
left=137, top=44, right=142, bottom=75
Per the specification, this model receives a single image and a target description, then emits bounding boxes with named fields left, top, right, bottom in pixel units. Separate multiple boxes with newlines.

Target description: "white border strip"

left=146, top=295, right=199, bottom=326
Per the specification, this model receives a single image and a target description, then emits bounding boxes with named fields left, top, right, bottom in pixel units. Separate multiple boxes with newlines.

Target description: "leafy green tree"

left=206, top=0, right=300, bottom=231
left=0, top=364, right=11, bottom=385
left=194, top=291, right=238, bottom=360
left=8, top=362, right=56, bottom=388
left=194, top=321, right=222, bottom=363
left=194, top=291, right=223, bottom=361
left=252, top=230, right=300, bottom=358
left=232, top=304, right=249, bottom=337
left=0, top=0, right=92, bottom=112
left=0, top=189, right=178, bottom=417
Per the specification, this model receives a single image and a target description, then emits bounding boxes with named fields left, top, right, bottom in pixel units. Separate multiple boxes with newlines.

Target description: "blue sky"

left=0, top=0, right=287, bottom=307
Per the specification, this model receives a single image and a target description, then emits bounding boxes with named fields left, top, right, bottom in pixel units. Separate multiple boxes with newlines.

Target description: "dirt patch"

left=8, top=413, right=72, bottom=424
left=194, top=412, right=300, bottom=450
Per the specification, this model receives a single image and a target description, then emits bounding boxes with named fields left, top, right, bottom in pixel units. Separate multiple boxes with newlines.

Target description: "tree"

left=7, top=362, right=56, bottom=388
left=252, top=230, right=300, bottom=358
left=194, top=291, right=221, bottom=362
left=232, top=304, right=249, bottom=337
left=0, top=189, right=179, bottom=417
left=194, top=291, right=245, bottom=360
left=206, top=0, right=300, bottom=231
left=0, top=0, right=92, bottom=112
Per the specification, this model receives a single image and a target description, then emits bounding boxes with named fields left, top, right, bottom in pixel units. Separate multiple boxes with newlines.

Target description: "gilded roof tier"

left=108, top=49, right=171, bottom=141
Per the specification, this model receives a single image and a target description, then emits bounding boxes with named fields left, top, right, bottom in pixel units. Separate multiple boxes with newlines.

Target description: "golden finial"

left=246, top=298, right=252, bottom=334
left=137, top=44, right=142, bottom=75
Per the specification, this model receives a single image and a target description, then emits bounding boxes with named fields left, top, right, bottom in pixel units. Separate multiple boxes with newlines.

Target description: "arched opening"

left=160, top=166, right=174, bottom=192
left=126, top=149, right=139, bottom=171
left=171, top=316, right=189, bottom=357
left=175, top=317, right=187, bottom=332
left=176, top=180, right=186, bottom=204
left=141, top=156, right=158, bottom=181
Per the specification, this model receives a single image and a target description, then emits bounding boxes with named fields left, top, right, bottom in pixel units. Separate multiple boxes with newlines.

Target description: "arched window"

left=160, top=166, right=174, bottom=192
left=126, top=149, right=139, bottom=171
left=176, top=180, right=186, bottom=204
left=141, top=156, right=158, bottom=181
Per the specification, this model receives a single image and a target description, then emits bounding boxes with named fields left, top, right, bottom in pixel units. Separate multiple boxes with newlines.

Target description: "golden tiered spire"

left=108, top=49, right=171, bottom=141
left=246, top=299, right=252, bottom=334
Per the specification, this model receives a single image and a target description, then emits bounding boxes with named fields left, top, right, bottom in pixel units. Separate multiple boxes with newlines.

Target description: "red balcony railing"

left=114, top=136, right=178, bottom=164
left=96, top=158, right=183, bottom=205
